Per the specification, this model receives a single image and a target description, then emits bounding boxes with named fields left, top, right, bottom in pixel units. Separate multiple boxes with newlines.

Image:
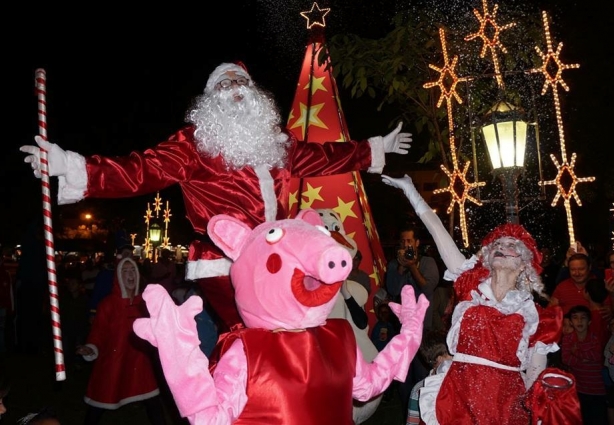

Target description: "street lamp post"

left=149, top=222, right=162, bottom=262
left=480, top=100, right=528, bottom=224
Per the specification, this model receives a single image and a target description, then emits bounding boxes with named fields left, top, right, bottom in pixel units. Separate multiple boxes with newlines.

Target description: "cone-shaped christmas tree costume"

left=286, top=29, right=387, bottom=324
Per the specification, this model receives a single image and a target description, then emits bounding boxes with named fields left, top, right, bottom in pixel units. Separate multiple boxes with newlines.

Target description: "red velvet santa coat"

left=83, top=259, right=159, bottom=409
left=83, top=126, right=372, bottom=273
left=77, top=125, right=374, bottom=328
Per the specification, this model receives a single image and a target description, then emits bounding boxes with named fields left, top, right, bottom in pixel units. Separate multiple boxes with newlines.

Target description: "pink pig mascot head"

left=207, top=208, right=353, bottom=330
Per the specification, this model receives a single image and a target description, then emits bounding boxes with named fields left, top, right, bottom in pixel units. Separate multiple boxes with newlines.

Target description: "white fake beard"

left=187, top=85, right=290, bottom=170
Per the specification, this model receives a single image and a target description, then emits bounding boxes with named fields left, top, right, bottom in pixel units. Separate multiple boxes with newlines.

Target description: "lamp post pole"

left=481, top=100, right=528, bottom=225
left=497, top=168, right=522, bottom=224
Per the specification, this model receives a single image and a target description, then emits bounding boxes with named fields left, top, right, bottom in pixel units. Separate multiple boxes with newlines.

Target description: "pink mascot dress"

left=133, top=209, right=429, bottom=424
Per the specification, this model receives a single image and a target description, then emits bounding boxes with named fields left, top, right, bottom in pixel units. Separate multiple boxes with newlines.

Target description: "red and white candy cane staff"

left=34, top=68, right=66, bottom=381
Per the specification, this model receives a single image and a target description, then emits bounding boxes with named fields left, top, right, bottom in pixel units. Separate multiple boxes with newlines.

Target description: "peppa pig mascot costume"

left=133, top=208, right=428, bottom=424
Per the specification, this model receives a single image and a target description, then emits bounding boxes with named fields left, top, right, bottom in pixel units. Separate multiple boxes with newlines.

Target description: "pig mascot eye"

left=265, top=228, right=285, bottom=244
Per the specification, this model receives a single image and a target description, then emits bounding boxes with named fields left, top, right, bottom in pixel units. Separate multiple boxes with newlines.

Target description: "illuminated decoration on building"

left=531, top=11, right=593, bottom=245
left=424, top=28, right=485, bottom=247
left=300, top=2, right=330, bottom=29
left=464, top=0, right=516, bottom=87
left=290, top=4, right=388, bottom=328
left=611, top=202, right=614, bottom=249
left=143, top=191, right=172, bottom=259
left=130, top=233, right=137, bottom=246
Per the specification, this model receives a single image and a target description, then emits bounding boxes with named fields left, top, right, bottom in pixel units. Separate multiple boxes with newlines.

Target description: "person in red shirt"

left=550, top=253, right=613, bottom=319
left=562, top=305, right=608, bottom=424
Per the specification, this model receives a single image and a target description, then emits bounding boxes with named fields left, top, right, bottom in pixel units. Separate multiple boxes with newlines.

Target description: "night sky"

left=3, top=1, right=612, bottom=257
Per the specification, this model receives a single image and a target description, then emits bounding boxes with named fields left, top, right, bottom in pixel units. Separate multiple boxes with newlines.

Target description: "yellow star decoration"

left=333, top=197, right=357, bottom=222
left=288, top=191, right=299, bottom=213
left=304, top=76, right=328, bottom=95
left=300, top=183, right=324, bottom=208
left=424, top=28, right=484, bottom=247
left=433, top=161, right=486, bottom=247
left=539, top=152, right=595, bottom=245
left=300, top=2, right=330, bottom=29
left=288, top=102, right=328, bottom=138
left=464, top=0, right=516, bottom=87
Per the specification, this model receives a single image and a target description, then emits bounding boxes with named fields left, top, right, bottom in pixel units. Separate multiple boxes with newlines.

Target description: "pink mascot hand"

left=382, top=285, right=428, bottom=381
left=133, top=284, right=217, bottom=418
left=389, top=285, right=430, bottom=337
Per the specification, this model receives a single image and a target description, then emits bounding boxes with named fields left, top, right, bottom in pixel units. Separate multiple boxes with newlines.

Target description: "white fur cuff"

left=367, top=137, right=385, bottom=174
left=186, top=258, right=232, bottom=280
left=58, top=151, right=87, bottom=205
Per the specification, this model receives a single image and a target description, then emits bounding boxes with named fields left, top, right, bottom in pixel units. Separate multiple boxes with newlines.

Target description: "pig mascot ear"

left=207, top=214, right=253, bottom=261
left=296, top=208, right=324, bottom=227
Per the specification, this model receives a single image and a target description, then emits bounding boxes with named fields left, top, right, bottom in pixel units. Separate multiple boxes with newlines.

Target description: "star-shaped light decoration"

left=144, top=202, right=153, bottom=225
left=530, top=10, right=580, bottom=155
left=464, top=0, right=516, bottom=87
left=539, top=153, right=595, bottom=245
left=531, top=11, right=589, bottom=245
left=423, top=28, right=484, bottom=247
left=433, top=159, right=486, bottom=247
left=163, top=201, right=172, bottom=224
left=300, top=2, right=330, bottom=29
left=153, top=192, right=163, bottom=215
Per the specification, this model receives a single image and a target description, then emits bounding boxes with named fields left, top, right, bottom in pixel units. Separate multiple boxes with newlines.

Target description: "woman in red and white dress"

left=382, top=174, right=582, bottom=425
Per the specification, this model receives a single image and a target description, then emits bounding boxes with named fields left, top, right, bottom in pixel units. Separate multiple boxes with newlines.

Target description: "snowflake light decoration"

left=424, top=28, right=485, bottom=247
left=531, top=11, right=593, bottom=245
left=464, top=0, right=516, bottom=87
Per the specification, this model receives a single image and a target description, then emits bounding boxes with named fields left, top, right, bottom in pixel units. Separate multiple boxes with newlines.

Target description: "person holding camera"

left=385, top=224, right=440, bottom=415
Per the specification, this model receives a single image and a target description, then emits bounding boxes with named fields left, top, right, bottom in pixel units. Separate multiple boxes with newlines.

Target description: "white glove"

left=382, top=122, right=412, bottom=154
left=382, top=174, right=429, bottom=215
left=20, top=136, right=68, bottom=178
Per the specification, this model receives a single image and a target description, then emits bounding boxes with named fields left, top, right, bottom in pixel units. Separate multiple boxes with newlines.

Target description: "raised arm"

left=382, top=175, right=466, bottom=275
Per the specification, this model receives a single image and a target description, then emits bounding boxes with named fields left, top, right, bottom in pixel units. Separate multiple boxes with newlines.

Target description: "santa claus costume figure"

left=21, top=62, right=412, bottom=333
left=77, top=257, right=165, bottom=425
left=382, top=175, right=582, bottom=425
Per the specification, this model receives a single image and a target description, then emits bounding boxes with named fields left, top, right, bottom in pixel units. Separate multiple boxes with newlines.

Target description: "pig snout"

left=316, top=245, right=352, bottom=283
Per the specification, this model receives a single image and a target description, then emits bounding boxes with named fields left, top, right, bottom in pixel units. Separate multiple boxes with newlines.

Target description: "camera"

left=404, top=246, right=415, bottom=260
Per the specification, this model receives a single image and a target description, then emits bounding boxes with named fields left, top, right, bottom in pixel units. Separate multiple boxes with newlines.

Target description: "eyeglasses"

left=216, top=77, right=250, bottom=89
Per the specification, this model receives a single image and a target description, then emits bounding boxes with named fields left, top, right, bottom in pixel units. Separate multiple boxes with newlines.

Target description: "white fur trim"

left=57, top=150, right=87, bottom=205
left=205, top=63, right=252, bottom=94
left=367, top=136, right=385, bottom=174
left=254, top=165, right=277, bottom=222
left=82, top=343, right=99, bottom=362
left=84, top=388, right=160, bottom=410
left=186, top=258, right=232, bottom=280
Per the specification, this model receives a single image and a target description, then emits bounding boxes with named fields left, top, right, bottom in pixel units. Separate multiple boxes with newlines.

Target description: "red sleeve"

left=286, top=132, right=372, bottom=178
left=530, top=304, right=563, bottom=347
left=85, top=126, right=200, bottom=199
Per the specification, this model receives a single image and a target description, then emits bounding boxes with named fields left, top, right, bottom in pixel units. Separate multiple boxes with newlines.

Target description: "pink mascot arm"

left=133, top=284, right=221, bottom=418
left=352, top=285, right=429, bottom=401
